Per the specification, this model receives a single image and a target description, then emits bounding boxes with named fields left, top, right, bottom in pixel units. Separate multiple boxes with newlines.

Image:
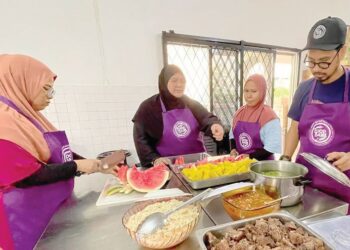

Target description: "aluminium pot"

left=250, top=161, right=311, bottom=207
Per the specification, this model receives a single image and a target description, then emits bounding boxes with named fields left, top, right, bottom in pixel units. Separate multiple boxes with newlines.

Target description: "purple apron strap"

left=0, top=96, right=45, bottom=133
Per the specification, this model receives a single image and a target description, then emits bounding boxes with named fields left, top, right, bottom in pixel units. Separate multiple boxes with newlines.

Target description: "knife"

left=100, top=150, right=127, bottom=169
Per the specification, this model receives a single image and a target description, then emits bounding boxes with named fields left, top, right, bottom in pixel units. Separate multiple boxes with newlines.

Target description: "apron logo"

left=239, top=133, right=252, bottom=150
left=173, top=121, right=191, bottom=138
left=62, top=145, right=73, bottom=162
left=309, top=120, right=334, bottom=146
left=313, top=25, right=326, bottom=39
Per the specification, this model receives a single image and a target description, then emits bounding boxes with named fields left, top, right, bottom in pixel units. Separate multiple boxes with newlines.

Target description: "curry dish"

left=225, top=190, right=275, bottom=210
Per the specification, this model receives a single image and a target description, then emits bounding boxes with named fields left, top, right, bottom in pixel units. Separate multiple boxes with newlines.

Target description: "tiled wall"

left=42, top=84, right=157, bottom=160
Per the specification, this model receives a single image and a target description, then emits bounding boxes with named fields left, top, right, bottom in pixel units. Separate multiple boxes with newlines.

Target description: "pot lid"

left=300, top=152, right=350, bottom=188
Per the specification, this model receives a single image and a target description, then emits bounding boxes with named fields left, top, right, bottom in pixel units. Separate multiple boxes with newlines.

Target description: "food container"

left=221, top=185, right=280, bottom=220
left=250, top=160, right=311, bottom=207
left=168, top=152, right=210, bottom=166
left=196, top=212, right=333, bottom=250
left=122, top=195, right=201, bottom=249
left=180, top=170, right=251, bottom=189
left=177, top=157, right=253, bottom=189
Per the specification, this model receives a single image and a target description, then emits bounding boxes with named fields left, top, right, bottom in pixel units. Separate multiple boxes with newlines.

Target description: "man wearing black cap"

left=281, top=17, right=350, bottom=212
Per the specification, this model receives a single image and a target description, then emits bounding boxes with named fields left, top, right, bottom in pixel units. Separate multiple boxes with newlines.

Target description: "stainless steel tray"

left=179, top=168, right=251, bottom=190
left=196, top=212, right=334, bottom=250
left=167, top=152, right=210, bottom=165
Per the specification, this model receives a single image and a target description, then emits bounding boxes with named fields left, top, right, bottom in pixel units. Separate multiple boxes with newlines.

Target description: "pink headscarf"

left=232, top=74, right=278, bottom=129
left=0, top=54, right=57, bottom=162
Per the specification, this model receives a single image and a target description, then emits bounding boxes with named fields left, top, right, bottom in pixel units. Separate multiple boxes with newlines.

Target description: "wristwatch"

left=279, top=155, right=291, bottom=161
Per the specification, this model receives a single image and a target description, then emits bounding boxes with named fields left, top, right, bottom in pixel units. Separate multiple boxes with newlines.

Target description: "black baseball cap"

left=303, top=16, right=347, bottom=51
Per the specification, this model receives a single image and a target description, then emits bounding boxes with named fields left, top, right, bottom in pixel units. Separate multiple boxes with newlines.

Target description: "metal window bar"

left=162, top=31, right=300, bottom=128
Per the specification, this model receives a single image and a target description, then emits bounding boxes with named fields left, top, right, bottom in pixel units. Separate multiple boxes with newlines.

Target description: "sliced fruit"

left=174, top=156, right=185, bottom=165
left=117, top=165, right=129, bottom=184
left=106, top=185, right=123, bottom=196
left=123, top=184, right=134, bottom=194
left=126, top=165, right=169, bottom=193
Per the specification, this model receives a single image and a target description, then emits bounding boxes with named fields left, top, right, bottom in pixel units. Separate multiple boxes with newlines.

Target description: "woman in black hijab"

left=133, top=65, right=224, bottom=167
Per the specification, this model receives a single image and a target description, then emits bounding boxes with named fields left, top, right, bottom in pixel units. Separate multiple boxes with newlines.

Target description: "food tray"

left=179, top=169, right=251, bottom=190
left=196, top=212, right=334, bottom=250
left=168, top=152, right=210, bottom=165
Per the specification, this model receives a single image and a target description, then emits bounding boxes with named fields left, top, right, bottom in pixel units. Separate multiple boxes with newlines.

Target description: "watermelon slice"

left=117, top=165, right=129, bottom=185
left=126, top=164, right=169, bottom=193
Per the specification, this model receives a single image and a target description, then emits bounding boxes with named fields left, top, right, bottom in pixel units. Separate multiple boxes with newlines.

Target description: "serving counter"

left=36, top=161, right=348, bottom=250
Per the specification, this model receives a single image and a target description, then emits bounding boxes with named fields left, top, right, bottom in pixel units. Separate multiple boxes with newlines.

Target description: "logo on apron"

left=239, top=133, right=252, bottom=150
left=309, top=119, right=335, bottom=146
left=61, top=145, right=73, bottom=162
left=173, top=121, right=191, bottom=138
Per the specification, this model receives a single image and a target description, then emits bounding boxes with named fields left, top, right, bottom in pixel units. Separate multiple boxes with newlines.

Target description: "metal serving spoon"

left=136, top=188, right=212, bottom=236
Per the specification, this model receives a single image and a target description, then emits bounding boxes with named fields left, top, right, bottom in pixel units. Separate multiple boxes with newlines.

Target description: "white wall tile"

left=43, top=84, right=151, bottom=160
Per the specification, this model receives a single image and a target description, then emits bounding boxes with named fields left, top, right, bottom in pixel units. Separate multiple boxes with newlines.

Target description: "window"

left=342, top=26, right=350, bottom=67
left=163, top=31, right=301, bottom=137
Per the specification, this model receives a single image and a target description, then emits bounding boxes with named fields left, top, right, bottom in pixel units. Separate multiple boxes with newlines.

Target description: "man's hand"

left=326, top=152, right=350, bottom=172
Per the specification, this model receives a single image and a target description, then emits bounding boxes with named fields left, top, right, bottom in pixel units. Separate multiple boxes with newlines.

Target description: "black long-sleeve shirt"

left=15, top=152, right=84, bottom=188
left=133, top=95, right=222, bottom=167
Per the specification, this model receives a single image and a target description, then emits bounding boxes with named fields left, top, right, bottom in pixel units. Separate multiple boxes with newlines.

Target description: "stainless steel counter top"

left=36, top=165, right=349, bottom=250
left=172, top=164, right=348, bottom=224
left=203, top=186, right=348, bottom=225
left=35, top=173, right=215, bottom=250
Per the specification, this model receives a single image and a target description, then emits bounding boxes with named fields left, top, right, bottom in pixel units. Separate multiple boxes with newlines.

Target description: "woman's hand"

left=326, top=152, right=350, bottom=172
left=230, top=149, right=239, bottom=157
left=240, top=154, right=249, bottom=159
left=99, top=165, right=119, bottom=177
left=100, top=150, right=126, bottom=169
left=153, top=157, right=171, bottom=166
left=211, top=124, right=224, bottom=141
left=75, top=159, right=101, bottom=174
left=75, top=159, right=120, bottom=176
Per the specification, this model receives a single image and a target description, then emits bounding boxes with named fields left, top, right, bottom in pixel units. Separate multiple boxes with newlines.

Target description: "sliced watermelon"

left=126, top=165, right=169, bottom=193
left=117, top=165, right=129, bottom=185
left=174, top=156, right=185, bottom=165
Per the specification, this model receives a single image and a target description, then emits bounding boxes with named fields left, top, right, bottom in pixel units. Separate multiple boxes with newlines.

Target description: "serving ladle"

left=136, top=188, right=212, bottom=236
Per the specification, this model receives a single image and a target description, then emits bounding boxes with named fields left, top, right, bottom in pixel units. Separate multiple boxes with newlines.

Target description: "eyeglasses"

left=304, top=49, right=340, bottom=69
left=46, top=87, right=55, bottom=98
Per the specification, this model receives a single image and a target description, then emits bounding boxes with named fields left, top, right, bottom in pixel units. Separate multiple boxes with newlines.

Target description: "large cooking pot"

left=250, top=161, right=311, bottom=207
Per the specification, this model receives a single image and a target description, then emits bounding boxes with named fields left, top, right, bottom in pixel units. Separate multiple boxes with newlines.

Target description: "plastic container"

left=221, top=185, right=280, bottom=220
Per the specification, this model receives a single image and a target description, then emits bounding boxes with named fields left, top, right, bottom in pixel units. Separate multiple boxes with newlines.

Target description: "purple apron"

left=296, top=69, right=350, bottom=213
left=0, top=96, right=74, bottom=250
left=156, top=98, right=205, bottom=156
left=233, top=115, right=274, bottom=160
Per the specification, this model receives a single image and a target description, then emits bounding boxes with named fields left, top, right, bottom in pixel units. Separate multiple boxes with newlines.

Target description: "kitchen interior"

left=1, top=1, right=350, bottom=250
